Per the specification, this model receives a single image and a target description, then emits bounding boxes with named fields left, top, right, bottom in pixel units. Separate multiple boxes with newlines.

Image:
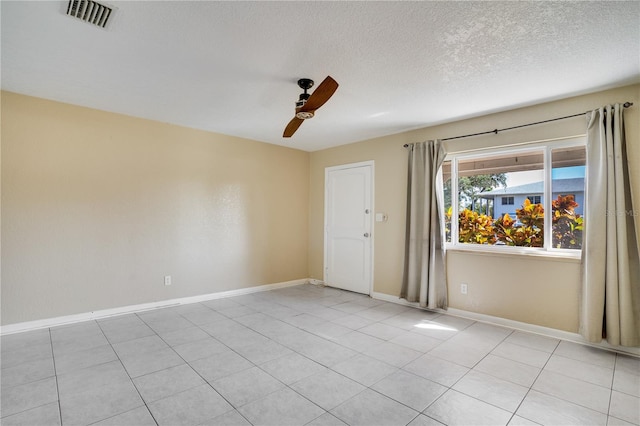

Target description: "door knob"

left=364, top=233, right=370, bottom=238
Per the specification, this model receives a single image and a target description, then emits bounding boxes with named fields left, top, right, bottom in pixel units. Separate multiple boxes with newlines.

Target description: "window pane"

left=551, top=146, right=585, bottom=249
left=458, top=150, right=545, bottom=247
left=502, top=196, right=514, bottom=205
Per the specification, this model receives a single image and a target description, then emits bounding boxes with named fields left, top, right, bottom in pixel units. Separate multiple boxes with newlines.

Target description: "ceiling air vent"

left=66, top=0, right=114, bottom=29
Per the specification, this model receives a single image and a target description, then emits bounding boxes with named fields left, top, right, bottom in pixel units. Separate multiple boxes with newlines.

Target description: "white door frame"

left=323, top=160, right=374, bottom=295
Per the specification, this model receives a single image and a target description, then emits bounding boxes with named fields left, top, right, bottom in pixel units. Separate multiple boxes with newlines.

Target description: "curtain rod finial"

left=623, top=102, right=633, bottom=108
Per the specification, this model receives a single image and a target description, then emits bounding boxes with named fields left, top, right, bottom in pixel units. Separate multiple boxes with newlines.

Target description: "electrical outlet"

left=460, top=283, right=468, bottom=294
left=164, top=275, right=172, bottom=286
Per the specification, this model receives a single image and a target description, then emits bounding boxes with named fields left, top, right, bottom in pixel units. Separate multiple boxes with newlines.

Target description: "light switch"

left=375, top=213, right=388, bottom=222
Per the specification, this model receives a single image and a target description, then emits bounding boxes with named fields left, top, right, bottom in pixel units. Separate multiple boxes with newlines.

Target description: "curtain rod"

left=403, top=101, right=633, bottom=147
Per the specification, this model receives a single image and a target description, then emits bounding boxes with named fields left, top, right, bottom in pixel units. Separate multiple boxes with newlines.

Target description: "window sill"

left=445, top=244, right=582, bottom=263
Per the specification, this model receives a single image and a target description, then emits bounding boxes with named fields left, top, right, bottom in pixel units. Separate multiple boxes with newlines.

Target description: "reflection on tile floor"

left=1, top=284, right=638, bottom=425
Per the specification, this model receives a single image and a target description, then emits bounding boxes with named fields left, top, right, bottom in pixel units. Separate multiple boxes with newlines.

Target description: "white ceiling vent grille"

left=66, top=0, right=114, bottom=29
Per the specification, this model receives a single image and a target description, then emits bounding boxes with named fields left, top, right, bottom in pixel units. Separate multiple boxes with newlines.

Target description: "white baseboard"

left=0, top=278, right=308, bottom=336
left=371, top=291, right=640, bottom=357
left=5, top=282, right=636, bottom=357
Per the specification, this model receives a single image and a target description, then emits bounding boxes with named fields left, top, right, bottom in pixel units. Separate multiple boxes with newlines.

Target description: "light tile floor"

left=1, top=284, right=638, bottom=426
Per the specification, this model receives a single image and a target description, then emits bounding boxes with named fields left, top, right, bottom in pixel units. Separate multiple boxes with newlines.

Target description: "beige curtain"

left=581, top=104, right=640, bottom=347
left=401, top=140, right=448, bottom=309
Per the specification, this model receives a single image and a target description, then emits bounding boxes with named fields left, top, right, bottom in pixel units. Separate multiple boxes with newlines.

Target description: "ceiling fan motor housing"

left=297, top=78, right=314, bottom=90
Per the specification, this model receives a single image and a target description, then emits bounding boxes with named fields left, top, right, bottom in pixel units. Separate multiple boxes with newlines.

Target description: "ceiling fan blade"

left=300, top=76, right=338, bottom=112
left=283, top=116, right=304, bottom=137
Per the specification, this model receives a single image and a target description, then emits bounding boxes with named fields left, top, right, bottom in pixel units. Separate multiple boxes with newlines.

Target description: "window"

left=443, top=137, right=585, bottom=254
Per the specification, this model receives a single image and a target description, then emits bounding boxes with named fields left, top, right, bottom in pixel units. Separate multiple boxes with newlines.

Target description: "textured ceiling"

left=2, top=1, right=639, bottom=151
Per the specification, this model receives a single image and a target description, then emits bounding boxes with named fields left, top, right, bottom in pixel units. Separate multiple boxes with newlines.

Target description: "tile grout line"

left=216, top=295, right=424, bottom=424
left=461, top=328, right=518, bottom=423
left=508, top=337, right=561, bottom=425
left=244, top=295, right=538, bottom=425
left=180, top=303, right=345, bottom=425
left=226, top=302, right=402, bottom=424
left=150, top=302, right=329, bottom=423
left=607, top=354, right=619, bottom=423
left=535, top=343, right=621, bottom=415
left=207, top=312, right=342, bottom=423
left=151, top=308, right=257, bottom=425
left=0, top=330, right=60, bottom=421
left=94, top=317, right=160, bottom=426
left=134, top=309, right=242, bottom=423
left=48, top=327, right=64, bottom=426
left=607, top=353, right=617, bottom=423
left=419, top=324, right=519, bottom=424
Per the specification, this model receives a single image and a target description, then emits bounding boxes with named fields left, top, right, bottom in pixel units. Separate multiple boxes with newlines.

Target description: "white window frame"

left=445, top=135, right=586, bottom=259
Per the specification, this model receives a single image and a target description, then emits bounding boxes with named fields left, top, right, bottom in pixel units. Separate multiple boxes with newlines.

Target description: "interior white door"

left=324, top=162, right=373, bottom=295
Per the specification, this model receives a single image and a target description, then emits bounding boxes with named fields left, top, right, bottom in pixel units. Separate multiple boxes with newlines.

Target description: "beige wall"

left=310, top=84, right=639, bottom=332
left=3, top=85, right=638, bottom=330
left=1, top=92, right=310, bottom=325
